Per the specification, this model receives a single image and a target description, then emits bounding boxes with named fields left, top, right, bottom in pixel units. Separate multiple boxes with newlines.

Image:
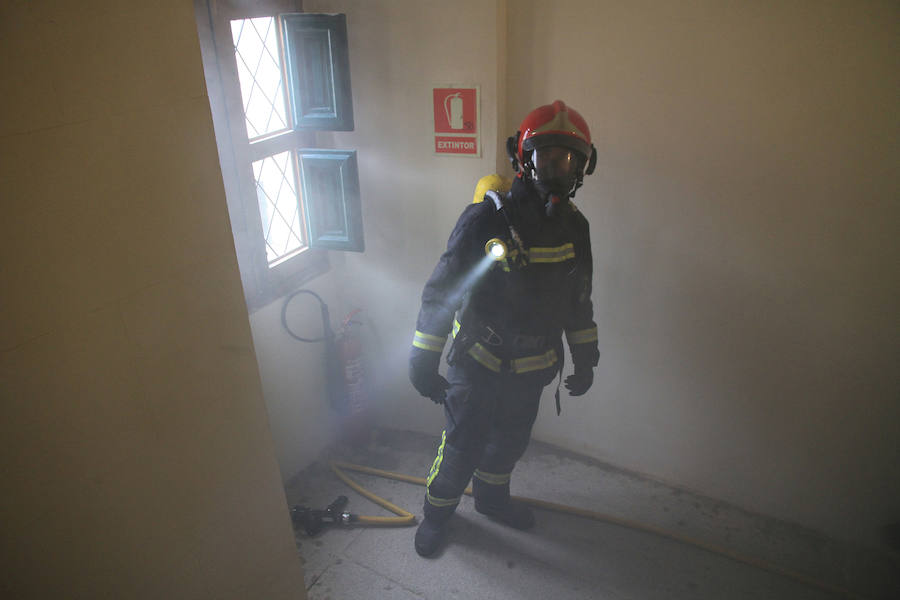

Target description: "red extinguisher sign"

left=433, top=86, right=480, bottom=157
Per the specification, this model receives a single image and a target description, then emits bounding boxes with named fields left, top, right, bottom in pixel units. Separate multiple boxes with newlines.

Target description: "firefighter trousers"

left=423, top=359, right=551, bottom=522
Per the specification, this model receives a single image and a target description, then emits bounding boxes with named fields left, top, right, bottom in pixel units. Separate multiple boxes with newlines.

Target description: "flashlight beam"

left=441, top=253, right=496, bottom=310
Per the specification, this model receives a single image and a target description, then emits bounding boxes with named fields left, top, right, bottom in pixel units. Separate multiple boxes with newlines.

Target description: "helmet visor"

left=531, top=146, right=585, bottom=190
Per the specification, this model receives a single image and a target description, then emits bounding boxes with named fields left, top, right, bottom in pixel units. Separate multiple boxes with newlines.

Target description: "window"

left=195, top=1, right=363, bottom=311
left=231, top=16, right=290, bottom=141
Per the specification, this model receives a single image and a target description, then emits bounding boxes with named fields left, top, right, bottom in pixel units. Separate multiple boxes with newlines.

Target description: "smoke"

left=444, top=253, right=496, bottom=310
left=338, top=251, right=498, bottom=418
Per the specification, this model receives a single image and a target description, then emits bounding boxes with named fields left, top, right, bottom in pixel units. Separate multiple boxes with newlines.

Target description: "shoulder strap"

left=484, top=190, right=504, bottom=211
left=486, top=190, right=529, bottom=266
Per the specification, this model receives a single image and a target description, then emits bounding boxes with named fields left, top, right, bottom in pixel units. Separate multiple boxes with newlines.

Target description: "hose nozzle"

left=291, top=495, right=352, bottom=536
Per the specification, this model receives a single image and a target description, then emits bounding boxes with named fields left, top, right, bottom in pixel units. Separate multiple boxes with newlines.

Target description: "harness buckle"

left=481, top=325, right=503, bottom=347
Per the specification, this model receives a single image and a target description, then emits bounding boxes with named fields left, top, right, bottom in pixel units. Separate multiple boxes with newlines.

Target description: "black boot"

left=472, top=473, right=535, bottom=530
left=414, top=515, right=449, bottom=557
left=416, top=491, right=459, bottom=558
left=418, top=436, right=473, bottom=557
left=475, top=500, right=535, bottom=530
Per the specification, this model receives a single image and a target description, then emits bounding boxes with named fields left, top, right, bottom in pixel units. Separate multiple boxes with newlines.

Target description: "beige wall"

left=0, top=2, right=306, bottom=598
left=510, top=0, right=900, bottom=546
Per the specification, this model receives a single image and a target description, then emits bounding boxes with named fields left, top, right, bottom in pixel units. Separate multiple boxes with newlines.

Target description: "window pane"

left=252, top=151, right=304, bottom=266
left=231, top=17, right=289, bottom=140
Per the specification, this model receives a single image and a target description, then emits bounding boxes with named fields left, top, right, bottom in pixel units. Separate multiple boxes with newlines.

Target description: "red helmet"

left=507, top=100, right=597, bottom=177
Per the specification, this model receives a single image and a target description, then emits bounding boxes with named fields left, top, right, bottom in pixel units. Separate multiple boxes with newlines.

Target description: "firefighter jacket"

left=412, top=176, right=599, bottom=378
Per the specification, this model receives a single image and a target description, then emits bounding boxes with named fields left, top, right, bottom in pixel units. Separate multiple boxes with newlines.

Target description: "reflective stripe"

left=510, top=349, right=558, bottom=373
left=425, top=432, right=462, bottom=507
left=566, top=326, right=598, bottom=345
left=452, top=319, right=557, bottom=374
left=473, top=469, right=511, bottom=485
left=413, top=330, right=447, bottom=352
left=426, top=431, right=447, bottom=487
left=426, top=491, right=461, bottom=508
left=527, top=243, right=575, bottom=263
left=453, top=320, right=501, bottom=372
left=467, top=342, right=503, bottom=372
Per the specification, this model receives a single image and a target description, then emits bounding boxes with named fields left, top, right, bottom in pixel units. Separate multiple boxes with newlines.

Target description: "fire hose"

left=290, top=461, right=868, bottom=600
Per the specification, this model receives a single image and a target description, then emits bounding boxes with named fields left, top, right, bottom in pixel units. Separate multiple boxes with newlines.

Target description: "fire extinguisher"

left=281, top=291, right=370, bottom=442
left=336, top=309, right=368, bottom=442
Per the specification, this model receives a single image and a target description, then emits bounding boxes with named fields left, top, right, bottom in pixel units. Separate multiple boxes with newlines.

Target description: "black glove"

left=409, top=347, right=450, bottom=404
left=564, top=366, right=593, bottom=396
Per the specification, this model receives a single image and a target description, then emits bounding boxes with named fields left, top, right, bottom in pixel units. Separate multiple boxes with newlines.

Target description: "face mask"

left=531, top=146, right=585, bottom=200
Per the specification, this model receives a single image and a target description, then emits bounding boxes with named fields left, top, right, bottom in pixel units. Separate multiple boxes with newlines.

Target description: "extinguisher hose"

left=282, top=290, right=350, bottom=412
left=281, top=289, right=335, bottom=343
left=326, top=460, right=869, bottom=600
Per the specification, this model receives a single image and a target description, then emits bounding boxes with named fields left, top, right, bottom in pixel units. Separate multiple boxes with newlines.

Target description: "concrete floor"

left=285, top=429, right=899, bottom=600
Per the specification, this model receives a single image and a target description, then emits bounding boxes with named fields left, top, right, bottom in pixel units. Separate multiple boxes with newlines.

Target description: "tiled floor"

left=285, top=429, right=899, bottom=600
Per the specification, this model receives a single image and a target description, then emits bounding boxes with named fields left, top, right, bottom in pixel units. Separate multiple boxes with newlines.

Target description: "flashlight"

left=485, top=238, right=508, bottom=261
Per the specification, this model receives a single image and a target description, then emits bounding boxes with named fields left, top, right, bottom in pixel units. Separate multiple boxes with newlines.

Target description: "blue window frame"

left=281, top=13, right=355, bottom=131
left=298, top=149, right=364, bottom=252
left=196, top=3, right=363, bottom=312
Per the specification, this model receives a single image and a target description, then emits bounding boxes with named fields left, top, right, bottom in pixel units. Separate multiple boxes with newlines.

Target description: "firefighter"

left=409, top=100, right=600, bottom=557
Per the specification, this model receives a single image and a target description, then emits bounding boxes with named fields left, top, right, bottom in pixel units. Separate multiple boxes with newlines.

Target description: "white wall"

left=260, top=0, right=899, bottom=549
left=1, top=1, right=306, bottom=597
